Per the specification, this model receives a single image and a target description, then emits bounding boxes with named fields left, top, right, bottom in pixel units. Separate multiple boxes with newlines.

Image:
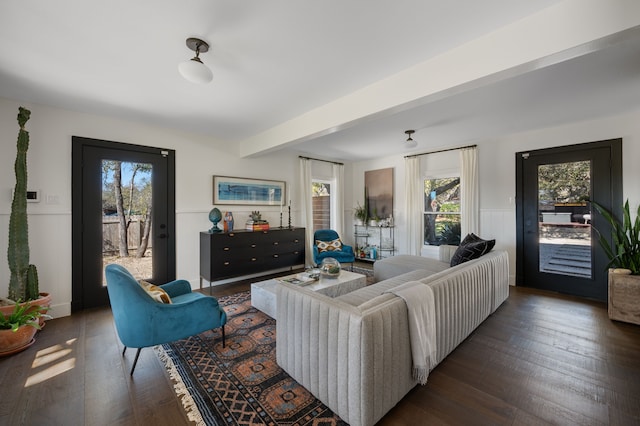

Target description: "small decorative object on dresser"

left=246, top=210, right=269, bottom=231
left=223, top=211, right=234, bottom=232
left=208, top=208, right=222, bottom=233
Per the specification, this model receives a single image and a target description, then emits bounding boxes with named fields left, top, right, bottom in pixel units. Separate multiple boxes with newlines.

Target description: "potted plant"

left=369, top=208, right=380, bottom=227
left=354, top=203, right=368, bottom=226
left=0, top=107, right=51, bottom=324
left=0, top=301, right=50, bottom=356
left=592, top=199, right=640, bottom=324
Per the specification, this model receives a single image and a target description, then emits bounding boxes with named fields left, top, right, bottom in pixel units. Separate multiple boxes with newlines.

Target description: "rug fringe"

left=154, top=345, right=206, bottom=426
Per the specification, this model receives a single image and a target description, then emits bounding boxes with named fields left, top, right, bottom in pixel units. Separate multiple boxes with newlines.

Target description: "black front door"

left=72, top=137, right=176, bottom=310
left=516, top=139, right=622, bottom=301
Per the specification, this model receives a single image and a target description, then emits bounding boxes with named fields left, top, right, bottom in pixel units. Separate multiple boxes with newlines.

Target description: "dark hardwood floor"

left=1, top=280, right=639, bottom=425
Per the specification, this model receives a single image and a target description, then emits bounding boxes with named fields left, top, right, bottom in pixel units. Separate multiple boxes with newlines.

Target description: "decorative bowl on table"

left=320, top=257, right=341, bottom=279
left=306, top=268, right=321, bottom=280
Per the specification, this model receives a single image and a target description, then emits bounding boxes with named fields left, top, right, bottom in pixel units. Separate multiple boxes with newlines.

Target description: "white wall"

left=0, top=97, right=301, bottom=318
left=353, top=109, right=640, bottom=285
left=349, top=156, right=405, bottom=252
left=3, top=93, right=640, bottom=317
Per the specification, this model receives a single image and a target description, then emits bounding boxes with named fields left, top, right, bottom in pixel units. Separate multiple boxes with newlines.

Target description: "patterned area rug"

left=155, top=291, right=347, bottom=426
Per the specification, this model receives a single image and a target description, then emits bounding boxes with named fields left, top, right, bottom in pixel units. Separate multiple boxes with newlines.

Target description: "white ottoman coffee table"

left=251, top=270, right=367, bottom=318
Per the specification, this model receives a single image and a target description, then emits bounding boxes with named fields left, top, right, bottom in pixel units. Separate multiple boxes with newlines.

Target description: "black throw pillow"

left=450, top=233, right=496, bottom=266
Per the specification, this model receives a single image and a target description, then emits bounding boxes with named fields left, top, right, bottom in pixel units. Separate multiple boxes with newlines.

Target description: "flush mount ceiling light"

left=178, top=37, right=213, bottom=84
left=404, top=130, right=417, bottom=148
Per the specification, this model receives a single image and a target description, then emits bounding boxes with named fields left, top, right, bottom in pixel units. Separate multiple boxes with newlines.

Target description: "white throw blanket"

left=384, top=280, right=437, bottom=385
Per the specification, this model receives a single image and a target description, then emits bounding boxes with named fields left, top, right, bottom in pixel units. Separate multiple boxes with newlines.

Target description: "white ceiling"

left=1, top=1, right=640, bottom=161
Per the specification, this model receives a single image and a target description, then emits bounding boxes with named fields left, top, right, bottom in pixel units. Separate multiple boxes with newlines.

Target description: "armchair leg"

left=130, top=348, right=142, bottom=376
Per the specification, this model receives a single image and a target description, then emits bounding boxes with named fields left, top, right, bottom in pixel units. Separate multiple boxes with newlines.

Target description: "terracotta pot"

left=0, top=292, right=52, bottom=327
left=0, top=325, right=37, bottom=356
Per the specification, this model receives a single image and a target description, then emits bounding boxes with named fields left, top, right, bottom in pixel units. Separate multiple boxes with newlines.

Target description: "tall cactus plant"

left=7, top=107, right=39, bottom=302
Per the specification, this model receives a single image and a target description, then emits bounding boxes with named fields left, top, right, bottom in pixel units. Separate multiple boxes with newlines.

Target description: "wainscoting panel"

left=480, top=208, right=516, bottom=285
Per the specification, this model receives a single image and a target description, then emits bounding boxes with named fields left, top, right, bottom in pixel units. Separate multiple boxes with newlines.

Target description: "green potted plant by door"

left=592, top=199, right=640, bottom=324
left=0, top=301, right=50, bottom=356
left=0, top=107, right=51, bottom=331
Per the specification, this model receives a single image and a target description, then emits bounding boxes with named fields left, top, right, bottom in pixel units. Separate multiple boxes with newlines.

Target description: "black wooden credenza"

left=199, top=227, right=305, bottom=290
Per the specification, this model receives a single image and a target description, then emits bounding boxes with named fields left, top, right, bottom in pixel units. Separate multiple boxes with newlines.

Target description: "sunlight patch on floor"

left=26, top=338, right=77, bottom=387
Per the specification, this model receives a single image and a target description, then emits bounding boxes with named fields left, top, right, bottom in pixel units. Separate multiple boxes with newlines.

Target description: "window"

left=423, top=177, right=460, bottom=246
left=312, top=180, right=333, bottom=233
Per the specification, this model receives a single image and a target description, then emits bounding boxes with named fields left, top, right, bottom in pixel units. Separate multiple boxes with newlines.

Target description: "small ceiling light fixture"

left=404, top=130, right=417, bottom=148
left=178, top=37, right=213, bottom=84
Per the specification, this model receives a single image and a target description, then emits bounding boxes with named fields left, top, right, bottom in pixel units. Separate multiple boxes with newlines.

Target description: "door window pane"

left=538, top=161, right=592, bottom=278
left=102, top=160, right=153, bottom=284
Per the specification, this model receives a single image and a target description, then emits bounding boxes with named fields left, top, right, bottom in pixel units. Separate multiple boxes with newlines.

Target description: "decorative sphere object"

left=320, top=257, right=341, bottom=278
left=208, top=208, right=222, bottom=233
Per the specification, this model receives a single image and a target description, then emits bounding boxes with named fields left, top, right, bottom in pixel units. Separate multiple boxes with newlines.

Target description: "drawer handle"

left=294, top=239, right=299, bottom=243
left=262, top=231, right=268, bottom=234
left=223, top=247, right=230, bottom=251
left=223, top=261, right=230, bottom=266
left=228, top=233, right=235, bottom=237
left=273, top=254, right=279, bottom=258
left=293, top=251, right=299, bottom=254
left=273, top=242, right=279, bottom=245
left=251, top=244, right=257, bottom=248
left=251, top=257, right=257, bottom=261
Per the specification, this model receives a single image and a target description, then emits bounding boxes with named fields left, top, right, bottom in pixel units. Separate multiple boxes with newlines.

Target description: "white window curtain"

left=300, top=158, right=315, bottom=266
left=405, top=156, right=422, bottom=255
left=332, top=163, right=344, bottom=237
left=460, top=146, right=479, bottom=237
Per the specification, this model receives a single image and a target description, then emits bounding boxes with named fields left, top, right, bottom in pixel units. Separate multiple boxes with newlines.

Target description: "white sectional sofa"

left=275, top=248, right=509, bottom=426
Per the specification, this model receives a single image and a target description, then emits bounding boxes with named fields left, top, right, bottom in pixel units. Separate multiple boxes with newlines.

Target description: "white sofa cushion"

left=373, top=255, right=449, bottom=282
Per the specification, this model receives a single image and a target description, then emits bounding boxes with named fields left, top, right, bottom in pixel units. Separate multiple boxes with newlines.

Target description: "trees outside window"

left=423, top=177, right=461, bottom=246
left=102, top=161, right=152, bottom=258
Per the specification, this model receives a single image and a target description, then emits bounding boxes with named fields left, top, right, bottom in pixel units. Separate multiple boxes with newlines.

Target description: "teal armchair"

left=313, top=229, right=355, bottom=268
left=105, top=264, right=227, bottom=375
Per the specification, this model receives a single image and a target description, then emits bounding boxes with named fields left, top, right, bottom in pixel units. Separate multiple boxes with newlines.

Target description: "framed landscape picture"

left=213, top=176, right=286, bottom=206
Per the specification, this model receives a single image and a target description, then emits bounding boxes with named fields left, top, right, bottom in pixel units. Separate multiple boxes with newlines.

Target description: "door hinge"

left=161, top=150, right=169, bottom=157
left=522, top=153, right=530, bottom=159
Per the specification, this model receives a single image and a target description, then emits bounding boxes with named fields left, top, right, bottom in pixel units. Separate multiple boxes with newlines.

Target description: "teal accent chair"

left=312, top=229, right=355, bottom=269
left=105, top=264, right=227, bottom=375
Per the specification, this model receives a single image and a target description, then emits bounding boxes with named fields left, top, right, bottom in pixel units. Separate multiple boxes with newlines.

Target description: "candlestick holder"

left=279, top=212, right=283, bottom=228
left=288, top=205, right=292, bottom=229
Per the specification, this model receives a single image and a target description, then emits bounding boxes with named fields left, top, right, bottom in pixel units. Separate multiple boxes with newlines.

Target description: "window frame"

left=422, top=174, right=461, bottom=247
left=312, top=178, right=336, bottom=232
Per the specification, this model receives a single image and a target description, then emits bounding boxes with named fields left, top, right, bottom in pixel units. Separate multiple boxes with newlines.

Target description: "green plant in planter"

left=354, top=202, right=368, bottom=223
left=592, top=199, right=640, bottom=274
left=0, top=302, right=49, bottom=332
left=7, top=107, right=40, bottom=302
